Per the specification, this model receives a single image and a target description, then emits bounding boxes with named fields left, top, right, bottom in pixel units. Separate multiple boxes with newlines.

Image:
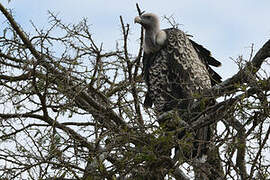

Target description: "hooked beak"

left=134, top=16, right=142, bottom=24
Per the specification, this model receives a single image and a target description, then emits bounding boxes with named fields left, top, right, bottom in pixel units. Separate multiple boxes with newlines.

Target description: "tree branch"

left=0, top=2, right=128, bottom=129
left=209, top=39, right=270, bottom=98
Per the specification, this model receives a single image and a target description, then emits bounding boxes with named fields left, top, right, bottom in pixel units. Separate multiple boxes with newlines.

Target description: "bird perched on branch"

left=135, top=13, right=222, bottom=159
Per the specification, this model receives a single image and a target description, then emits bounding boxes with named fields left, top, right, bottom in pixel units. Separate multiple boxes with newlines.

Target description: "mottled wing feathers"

left=142, top=28, right=222, bottom=110
left=164, top=28, right=212, bottom=91
left=189, top=39, right=222, bottom=86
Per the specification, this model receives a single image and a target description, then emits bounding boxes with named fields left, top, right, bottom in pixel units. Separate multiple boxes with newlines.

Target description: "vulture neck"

left=144, top=26, right=162, bottom=54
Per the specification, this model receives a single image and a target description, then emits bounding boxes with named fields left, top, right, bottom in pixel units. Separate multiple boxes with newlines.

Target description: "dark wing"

left=189, top=39, right=222, bottom=86
left=207, top=66, right=222, bottom=86
left=142, top=52, right=156, bottom=108
left=189, top=39, right=221, bottom=67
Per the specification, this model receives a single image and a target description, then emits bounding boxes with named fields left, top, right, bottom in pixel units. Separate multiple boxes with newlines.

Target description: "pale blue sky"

left=2, top=0, right=270, bottom=79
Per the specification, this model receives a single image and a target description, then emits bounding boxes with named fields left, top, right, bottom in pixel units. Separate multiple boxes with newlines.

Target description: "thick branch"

left=208, top=39, right=270, bottom=98
left=0, top=3, right=42, bottom=61
left=235, top=125, right=247, bottom=180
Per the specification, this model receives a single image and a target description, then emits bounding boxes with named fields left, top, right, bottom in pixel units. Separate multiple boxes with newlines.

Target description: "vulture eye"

left=144, top=15, right=151, bottom=19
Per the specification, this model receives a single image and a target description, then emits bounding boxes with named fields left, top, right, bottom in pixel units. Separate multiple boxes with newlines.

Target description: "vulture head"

left=134, top=13, right=167, bottom=53
left=134, top=13, right=160, bottom=30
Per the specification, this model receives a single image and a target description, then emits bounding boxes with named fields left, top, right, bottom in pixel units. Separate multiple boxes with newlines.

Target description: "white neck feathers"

left=144, top=30, right=167, bottom=54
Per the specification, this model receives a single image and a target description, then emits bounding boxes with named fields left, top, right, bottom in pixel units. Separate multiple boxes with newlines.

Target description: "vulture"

left=135, top=13, right=222, bottom=159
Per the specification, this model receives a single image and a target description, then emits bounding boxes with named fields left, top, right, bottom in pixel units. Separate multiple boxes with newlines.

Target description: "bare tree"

left=0, top=3, right=270, bottom=180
